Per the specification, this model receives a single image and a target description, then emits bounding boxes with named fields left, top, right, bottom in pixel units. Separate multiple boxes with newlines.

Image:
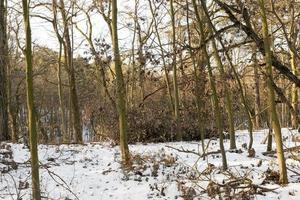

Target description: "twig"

left=165, top=145, right=201, bottom=156
left=40, top=162, right=79, bottom=200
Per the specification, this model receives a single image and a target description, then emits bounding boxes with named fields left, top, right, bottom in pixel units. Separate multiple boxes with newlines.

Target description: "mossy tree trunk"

left=186, top=0, right=205, bottom=154
left=21, top=0, right=41, bottom=198
left=290, top=49, right=298, bottom=129
left=259, top=0, right=288, bottom=184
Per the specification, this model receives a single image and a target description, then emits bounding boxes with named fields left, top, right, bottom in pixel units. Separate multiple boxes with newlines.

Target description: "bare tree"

left=192, top=0, right=228, bottom=170
left=21, top=0, right=41, bottom=198
left=258, top=0, right=288, bottom=184
left=58, top=0, right=82, bottom=143
left=111, top=0, right=130, bottom=163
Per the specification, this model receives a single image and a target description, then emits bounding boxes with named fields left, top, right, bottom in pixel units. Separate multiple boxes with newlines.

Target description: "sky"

left=25, top=0, right=164, bottom=57
left=30, top=0, right=133, bottom=55
left=7, top=0, right=254, bottom=70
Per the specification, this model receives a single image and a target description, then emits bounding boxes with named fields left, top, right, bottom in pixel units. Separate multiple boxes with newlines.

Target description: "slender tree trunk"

left=207, top=48, right=228, bottom=171
left=7, top=77, right=17, bottom=142
left=192, top=0, right=227, bottom=170
left=59, top=0, right=82, bottom=143
left=35, top=109, right=48, bottom=143
left=210, top=38, right=236, bottom=149
left=7, top=50, right=17, bottom=142
left=200, top=0, right=253, bottom=150
left=67, top=82, right=72, bottom=139
left=111, top=0, right=130, bottom=163
left=259, top=0, right=288, bottom=184
left=57, top=42, right=67, bottom=142
left=198, top=0, right=236, bottom=149
left=285, top=1, right=298, bottom=129
left=253, top=47, right=261, bottom=129
left=270, top=78, right=300, bottom=126
left=130, top=3, right=137, bottom=108
left=0, top=0, right=9, bottom=141
left=267, top=115, right=272, bottom=151
left=290, top=49, right=298, bottom=129
left=186, top=0, right=205, bottom=154
left=52, top=0, right=67, bottom=143
left=170, top=0, right=181, bottom=140
left=136, top=23, right=145, bottom=103
left=21, top=0, right=41, bottom=198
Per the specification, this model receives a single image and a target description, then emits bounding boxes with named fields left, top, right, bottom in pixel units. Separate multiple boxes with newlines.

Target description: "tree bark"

left=0, top=0, right=9, bottom=141
left=186, top=0, right=205, bottom=155
left=253, top=47, right=261, bottom=129
left=200, top=0, right=253, bottom=150
left=21, top=0, right=41, bottom=198
left=259, top=0, right=288, bottom=184
left=211, top=38, right=236, bottom=149
left=59, top=0, right=82, bottom=143
left=170, top=0, right=181, bottom=140
left=290, top=49, right=298, bottom=129
left=192, top=0, right=227, bottom=170
left=52, top=0, right=68, bottom=143
left=111, top=0, right=130, bottom=163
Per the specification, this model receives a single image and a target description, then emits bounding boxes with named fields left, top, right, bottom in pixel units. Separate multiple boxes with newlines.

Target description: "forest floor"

left=1, top=128, right=300, bottom=199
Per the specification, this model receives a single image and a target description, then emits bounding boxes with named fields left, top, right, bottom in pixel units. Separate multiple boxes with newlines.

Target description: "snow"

left=1, top=128, right=300, bottom=199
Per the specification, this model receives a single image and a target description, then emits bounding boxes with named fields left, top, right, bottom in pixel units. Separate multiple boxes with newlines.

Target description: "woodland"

left=0, top=0, right=300, bottom=199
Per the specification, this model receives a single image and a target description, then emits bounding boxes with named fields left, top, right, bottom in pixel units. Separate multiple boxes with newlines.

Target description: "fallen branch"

left=206, top=170, right=278, bottom=199
left=165, top=145, right=225, bottom=158
left=165, top=145, right=201, bottom=156
left=262, top=145, right=300, bottom=156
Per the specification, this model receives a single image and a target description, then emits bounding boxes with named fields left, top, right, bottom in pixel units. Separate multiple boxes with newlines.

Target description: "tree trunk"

left=267, top=115, right=272, bottom=151
left=192, top=0, right=227, bottom=170
left=111, top=0, right=130, bottom=163
left=259, top=0, right=288, bottom=184
left=253, top=47, right=261, bottom=129
left=289, top=2, right=298, bottom=129
left=200, top=0, right=253, bottom=150
left=0, top=0, right=9, bottom=141
left=7, top=52, right=17, bottom=142
left=136, top=22, right=145, bottom=103
left=290, top=49, right=298, bottom=129
left=59, top=0, right=82, bottom=143
left=21, top=0, right=41, bottom=198
left=57, top=42, right=67, bottom=142
left=186, top=0, right=205, bottom=154
left=52, top=0, right=67, bottom=143
left=206, top=45, right=228, bottom=170
left=210, top=38, right=236, bottom=149
left=170, top=0, right=181, bottom=140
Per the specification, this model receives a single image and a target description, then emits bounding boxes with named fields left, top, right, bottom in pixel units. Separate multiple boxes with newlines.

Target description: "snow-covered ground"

left=1, top=128, right=300, bottom=199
